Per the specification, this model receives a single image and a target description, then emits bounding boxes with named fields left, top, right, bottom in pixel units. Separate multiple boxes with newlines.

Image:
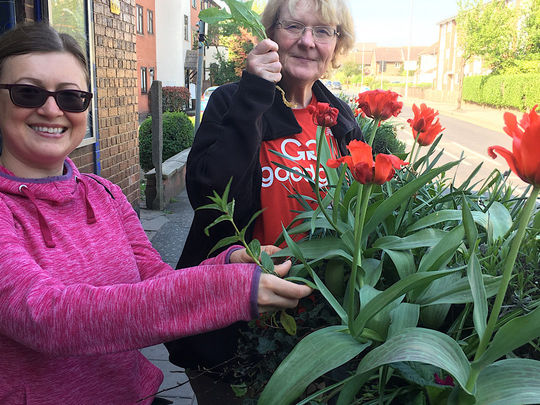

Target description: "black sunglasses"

left=0, top=83, right=93, bottom=113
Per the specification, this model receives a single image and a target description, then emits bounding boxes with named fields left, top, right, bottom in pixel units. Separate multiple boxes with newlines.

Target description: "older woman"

left=166, top=0, right=360, bottom=401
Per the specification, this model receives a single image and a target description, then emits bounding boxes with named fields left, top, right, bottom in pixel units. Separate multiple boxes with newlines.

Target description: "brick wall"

left=21, top=0, right=141, bottom=206
left=92, top=0, right=140, bottom=205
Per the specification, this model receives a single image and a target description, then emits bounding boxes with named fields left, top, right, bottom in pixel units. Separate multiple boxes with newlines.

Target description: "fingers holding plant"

left=246, top=38, right=282, bottom=83
left=257, top=272, right=313, bottom=313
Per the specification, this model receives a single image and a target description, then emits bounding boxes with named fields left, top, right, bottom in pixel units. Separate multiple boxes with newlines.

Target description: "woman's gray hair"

left=261, top=0, right=355, bottom=69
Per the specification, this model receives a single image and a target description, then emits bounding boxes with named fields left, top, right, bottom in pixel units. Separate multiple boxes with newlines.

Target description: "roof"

left=374, top=47, right=404, bottom=62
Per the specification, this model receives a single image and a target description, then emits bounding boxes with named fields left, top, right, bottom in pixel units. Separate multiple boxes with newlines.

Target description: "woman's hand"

left=230, top=245, right=313, bottom=313
left=246, top=38, right=282, bottom=83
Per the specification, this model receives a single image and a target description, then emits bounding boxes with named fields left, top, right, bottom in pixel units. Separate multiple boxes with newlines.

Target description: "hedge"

left=139, top=111, right=194, bottom=172
left=463, top=73, right=540, bottom=111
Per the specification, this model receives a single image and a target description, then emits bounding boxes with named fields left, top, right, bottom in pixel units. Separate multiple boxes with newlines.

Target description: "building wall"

left=155, top=0, right=189, bottom=87
left=135, top=0, right=156, bottom=115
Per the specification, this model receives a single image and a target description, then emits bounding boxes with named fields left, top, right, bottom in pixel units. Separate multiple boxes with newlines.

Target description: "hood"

left=0, top=158, right=97, bottom=248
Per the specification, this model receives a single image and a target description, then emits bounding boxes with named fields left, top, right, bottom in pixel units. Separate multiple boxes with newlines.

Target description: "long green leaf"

left=475, top=359, right=540, bottom=405
left=355, top=327, right=472, bottom=394
left=373, top=229, right=448, bottom=250
left=258, top=326, right=370, bottom=405
left=417, top=225, right=464, bottom=272
left=198, top=7, right=232, bottom=24
left=383, top=249, right=416, bottom=279
left=414, top=274, right=501, bottom=306
left=407, top=210, right=487, bottom=233
left=388, top=303, right=420, bottom=338
left=473, top=304, right=540, bottom=370
left=486, top=201, right=513, bottom=243
left=363, top=161, right=460, bottom=239
left=353, top=269, right=459, bottom=335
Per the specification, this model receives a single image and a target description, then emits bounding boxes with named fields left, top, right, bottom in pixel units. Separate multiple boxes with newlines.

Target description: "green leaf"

left=271, top=237, right=352, bottom=262
left=388, top=303, right=420, bottom=338
left=248, top=239, right=261, bottom=261
left=362, top=258, right=383, bottom=287
left=363, top=160, right=460, bottom=239
left=486, top=201, right=513, bottom=243
left=473, top=304, right=540, bottom=370
left=283, top=276, right=317, bottom=289
left=258, top=326, right=371, bottom=405
left=259, top=250, right=275, bottom=274
left=355, top=328, right=472, bottom=394
left=280, top=310, right=297, bottom=336
left=207, top=235, right=240, bottom=257
left=198, top=7, right=232, bottom=24
left=353, top=269, right=459, bottom=335
left=466, top=253, right=487, bottom=340
left=462, top=196, right=478, bottom=246
left=360, top=285, right=403, bottom=339
left=414, top=274, right=501, bottom=306
left=407, top=210, right=487, bottom=233
left=417, top=225, right=464, bottom=272
left=383, top=249, right=417, bottom=279
left=374, top=229, right=448, bottom=250
left=475, top=359, right=540, bottom=405
left=281, top=226, right=348, bottom=323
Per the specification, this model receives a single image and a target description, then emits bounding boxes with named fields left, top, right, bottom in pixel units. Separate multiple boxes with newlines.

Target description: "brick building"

left=1, top=0, right=141, bottom=207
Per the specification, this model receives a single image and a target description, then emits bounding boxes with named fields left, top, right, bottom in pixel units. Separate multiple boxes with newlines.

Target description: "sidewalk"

left=139, top=191, right=198, bottom=405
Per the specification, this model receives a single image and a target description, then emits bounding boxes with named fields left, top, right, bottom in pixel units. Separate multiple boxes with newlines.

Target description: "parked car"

left=332, top=81, right=342, bottom=90
left=200, top=85, right=218, bottom=113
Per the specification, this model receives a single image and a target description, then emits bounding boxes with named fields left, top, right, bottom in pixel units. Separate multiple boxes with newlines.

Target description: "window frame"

left=149, top=67, right=155, bottom=84
left=136, top=4, right=144, bottom=35
left=47, top=0, right=96, bottom=147
left=184, top=15, right=189, bottom=41
left=147, top=9, right=153, bottom=34
left=141, top=67, right=148, bottom=94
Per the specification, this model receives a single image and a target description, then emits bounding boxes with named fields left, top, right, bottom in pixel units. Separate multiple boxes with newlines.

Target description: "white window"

left=136, top=5, right=144, bottom=34
left=147, top=10, right=154, bottom=34
left=141, top=67, right=147, bottom=93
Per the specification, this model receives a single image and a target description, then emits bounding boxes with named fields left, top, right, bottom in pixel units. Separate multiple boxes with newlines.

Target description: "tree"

left=522, top=0, right=540, bottom=56
left=456, top=0, right=519, bottom=109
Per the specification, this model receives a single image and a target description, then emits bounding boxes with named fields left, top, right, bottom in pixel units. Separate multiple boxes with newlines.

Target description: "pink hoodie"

left=0, top=159, right=260, bottom=405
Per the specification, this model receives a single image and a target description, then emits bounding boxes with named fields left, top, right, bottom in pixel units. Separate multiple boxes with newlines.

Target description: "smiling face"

left=273, top=0, right=337, bottom=90
left=0, top=52, right=88, bottom=178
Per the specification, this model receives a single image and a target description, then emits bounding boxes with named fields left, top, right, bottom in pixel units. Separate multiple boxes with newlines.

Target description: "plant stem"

left=366, top=119, right=380, bottom=147
left=347, top=182, right=372, bottom=326
left=314, top=126, right=339, bottom=231
left=466, top=186, right=539, bottom=390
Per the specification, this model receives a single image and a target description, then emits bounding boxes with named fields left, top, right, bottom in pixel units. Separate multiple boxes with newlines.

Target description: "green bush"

left=357, top=116, right=406, bottom=156
left=162, top=86, right=191, bottom=112
left=138, top=111, right=194, bottom=171
left=463, top=73, right=540, bottom=111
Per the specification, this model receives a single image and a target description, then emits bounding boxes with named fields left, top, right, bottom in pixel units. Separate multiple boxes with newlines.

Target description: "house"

left=136, top=0, right=157, bottom=117
left=342, top=42, right=376, bottom=75
left=2, top=0, right=141, bottom=206
left=415, top=43, right=438, bottom=85
left=373, top=47, right=404, bottom=76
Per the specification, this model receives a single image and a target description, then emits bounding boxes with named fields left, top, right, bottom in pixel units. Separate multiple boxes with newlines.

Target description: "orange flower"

left=355, top=90, right=403, bottom=121
left=307, top=102, right=339, bottom=127
left=488, top=105, right=540, bottom=186
left=407, top=103, right=445, bottom=146
left=327, top=140, right=408, bottom=185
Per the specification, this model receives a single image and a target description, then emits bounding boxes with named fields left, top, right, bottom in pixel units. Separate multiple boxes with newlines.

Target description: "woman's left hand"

left=230, top=245, right=282, bottom=264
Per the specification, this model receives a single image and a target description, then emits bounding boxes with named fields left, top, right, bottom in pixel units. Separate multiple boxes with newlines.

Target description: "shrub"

left=357, top=116, right=406, bottom=156
left=463, top=73, right=540, bottom=111
left=157, top=86, right=191, bottom=113
left=139, top=111, right=194, bottom=171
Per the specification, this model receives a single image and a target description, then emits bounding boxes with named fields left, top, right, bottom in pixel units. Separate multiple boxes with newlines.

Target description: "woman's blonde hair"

left=261, top=0, right=355, bottom=69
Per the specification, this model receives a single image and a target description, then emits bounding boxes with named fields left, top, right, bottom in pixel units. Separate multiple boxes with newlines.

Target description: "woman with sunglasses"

left=0, top=23, right=311, bottom=405
left=166, top=0, right=361, bottom=402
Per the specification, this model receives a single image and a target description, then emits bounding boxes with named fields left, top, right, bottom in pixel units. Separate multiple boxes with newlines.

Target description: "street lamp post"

left=194, top=0, right=208, bottom=133
left=404, top=0, right=413, bottom=98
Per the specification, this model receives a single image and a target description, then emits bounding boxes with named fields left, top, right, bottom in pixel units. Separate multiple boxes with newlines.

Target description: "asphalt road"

left=394, top=105, right=526, bottom=194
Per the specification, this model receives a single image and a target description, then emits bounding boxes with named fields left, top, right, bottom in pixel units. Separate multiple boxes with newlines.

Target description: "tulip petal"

left=347, top=140, right=374, bottom=167
left=488, top=145, right=523, bottom=181
left=351, top=162, right=373, bottom=184
left=373, top=154, right=395, bottom=184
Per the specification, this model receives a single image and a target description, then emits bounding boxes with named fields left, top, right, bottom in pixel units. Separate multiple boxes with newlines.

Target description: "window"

left=147, top=9, right=153, bottom=34
left=141, top=67, right=147, bottom=93
left=149, top=67, right=155, bottom=84
left=48, top=0, right=96, bottom=143
left=136, top=5, right=143, bottom=34
left=184, top=15, right=189, bottom=41
left=192, top=0, right=196, bottom=8
left=394, top=62, right=400, bottom=68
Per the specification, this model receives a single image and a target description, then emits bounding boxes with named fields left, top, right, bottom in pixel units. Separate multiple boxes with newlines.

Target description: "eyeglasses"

left=0, top=84, right=93, bottom=113
left=276, top=20, right=339, bottom=43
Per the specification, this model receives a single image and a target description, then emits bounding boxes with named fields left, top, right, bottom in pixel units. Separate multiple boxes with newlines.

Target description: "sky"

left=351, top=0, right=458, bottom=47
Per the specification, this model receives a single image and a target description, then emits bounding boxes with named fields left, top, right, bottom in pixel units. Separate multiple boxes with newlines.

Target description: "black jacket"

left=165, top=71, right=363, bottom=370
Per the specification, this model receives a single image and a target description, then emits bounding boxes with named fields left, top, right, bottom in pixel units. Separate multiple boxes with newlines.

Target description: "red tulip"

left=355, top=90, right=403, bottom=121
left=307, top=102, right=339, bottom=127
left=488, top=105, right=540, bottom=186
left=407, top=103, right=445, bottom=146
left=327, top=140, right=408, bottom=185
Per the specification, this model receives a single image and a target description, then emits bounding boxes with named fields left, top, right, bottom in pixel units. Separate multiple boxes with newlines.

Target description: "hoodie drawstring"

left=19, top=178, right=97, bottom=248
left=19, top=185, right=56, bottom=248
left=75, top=176, right=97, bottom=224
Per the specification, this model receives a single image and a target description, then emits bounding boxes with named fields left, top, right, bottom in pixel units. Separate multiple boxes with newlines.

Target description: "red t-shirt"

left=253, top=96, right=339, bottom=245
